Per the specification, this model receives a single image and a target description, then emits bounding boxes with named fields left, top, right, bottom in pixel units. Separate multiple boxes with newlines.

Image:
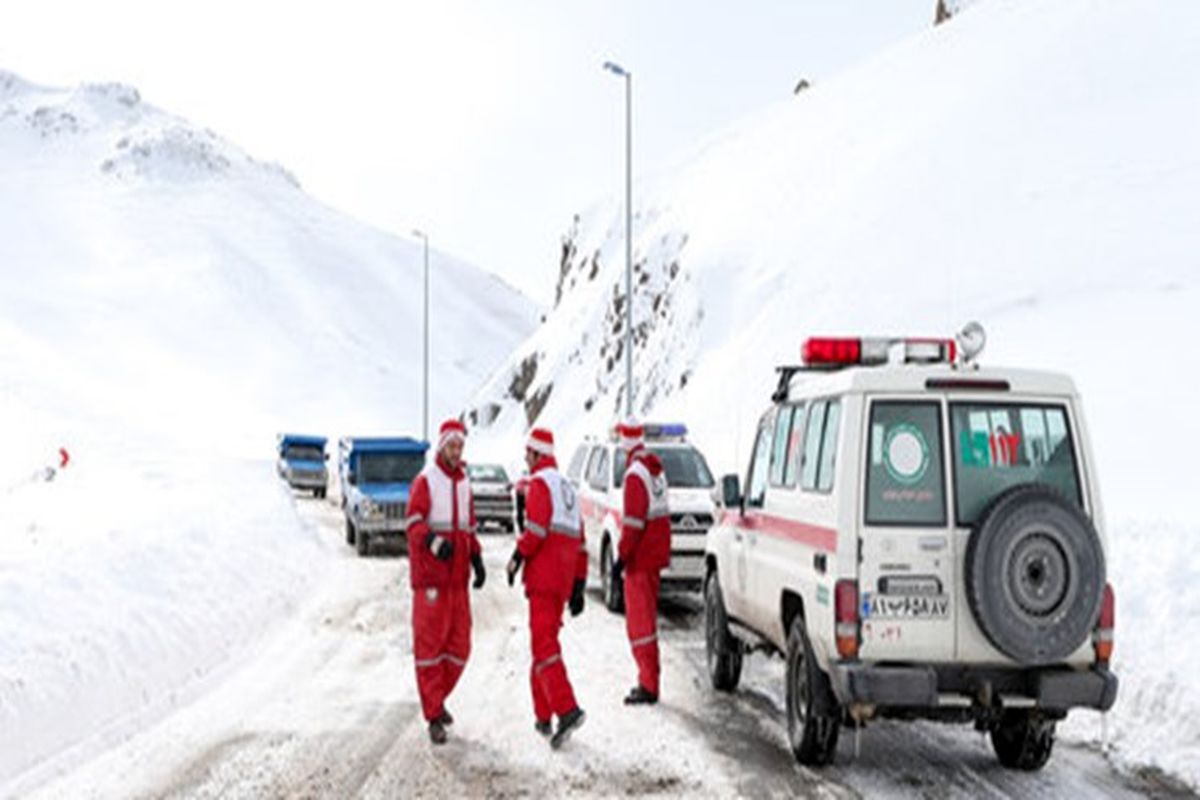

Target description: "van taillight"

left=1094, top=583, right=1114, bottom=665
left=835, top=579, right=860, bottom=660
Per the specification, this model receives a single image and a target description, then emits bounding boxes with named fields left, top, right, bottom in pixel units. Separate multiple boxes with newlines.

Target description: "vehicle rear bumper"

left=829, top=663, right=1118, bottom=713
left=286, top=475, right=327, bottom=489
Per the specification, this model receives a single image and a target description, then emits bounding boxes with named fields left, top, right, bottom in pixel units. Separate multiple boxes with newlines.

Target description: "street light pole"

left=603, top=60, right=634, bottom=419
left=413, top=229, right=430, bottom=441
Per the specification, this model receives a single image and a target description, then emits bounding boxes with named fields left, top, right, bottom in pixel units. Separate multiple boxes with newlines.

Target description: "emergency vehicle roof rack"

left=772, top=365, right=840, bottom=402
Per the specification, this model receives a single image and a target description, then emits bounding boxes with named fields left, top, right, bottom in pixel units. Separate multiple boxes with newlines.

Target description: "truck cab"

left=338, top=436, right=429, bottom=557
left=276, top=434, right=329, bottom=498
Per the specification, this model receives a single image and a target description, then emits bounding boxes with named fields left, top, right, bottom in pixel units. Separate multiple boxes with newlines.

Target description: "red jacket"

left=405, top=455, right=482, bottom=590
left=516, top=456, right=587, bottom=599
left=619, top=448, right=671, bottom=572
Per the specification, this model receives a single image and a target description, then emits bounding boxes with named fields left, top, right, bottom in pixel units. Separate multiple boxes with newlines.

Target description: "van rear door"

left=859, top=399, right=956, bottom=662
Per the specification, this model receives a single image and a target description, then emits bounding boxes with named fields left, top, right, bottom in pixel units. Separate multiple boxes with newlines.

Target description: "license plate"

left=864, top=593, right=950, bottom=619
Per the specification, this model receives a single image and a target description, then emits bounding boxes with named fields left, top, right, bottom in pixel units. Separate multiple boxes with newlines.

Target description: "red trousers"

left=625, top=569, right=661, bottom=695
left=528, top=592, right=578, bottom=723
left=412, top=584, right=471, bottom=722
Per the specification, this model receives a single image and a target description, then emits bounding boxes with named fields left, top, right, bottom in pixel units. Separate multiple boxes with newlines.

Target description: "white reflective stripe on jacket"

left=626, top=458, right=669, bottom=521
left=531, top=467, right=582, bottom=538
left=423, top=463, right=472, bottom=532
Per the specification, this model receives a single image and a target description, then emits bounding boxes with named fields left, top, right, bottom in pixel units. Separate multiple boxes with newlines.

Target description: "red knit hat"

left=526, top=427, right=555, bottom=457
left=438, top=418, right=467, bottom=451
left=616, top=420, right=644, bottom=452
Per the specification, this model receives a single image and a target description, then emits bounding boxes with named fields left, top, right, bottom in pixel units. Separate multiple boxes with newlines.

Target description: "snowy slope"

left=466, top=0, right=1200, bottom=787
left=0, top=71, right=536, bottom=788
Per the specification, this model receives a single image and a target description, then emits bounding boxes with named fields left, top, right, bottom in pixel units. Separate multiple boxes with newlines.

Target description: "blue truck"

left=338, top=436, right=429, bottom=557
left=276, top=434, right=329, bottom=498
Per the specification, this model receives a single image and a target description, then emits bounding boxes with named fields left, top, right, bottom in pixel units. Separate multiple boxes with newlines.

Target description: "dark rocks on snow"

left=508, top=353, right=538, bottom=402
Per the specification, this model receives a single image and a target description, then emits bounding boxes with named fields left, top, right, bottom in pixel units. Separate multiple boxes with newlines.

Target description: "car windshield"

left=613, top=446, right=715, bottom=489
left=358, top=452, right=425, bottom=484
left=468, top=464, right=509, bottom=482
left=284, top=445, right=323, bottom=462
left=949, top=403, right=1083, bottom=525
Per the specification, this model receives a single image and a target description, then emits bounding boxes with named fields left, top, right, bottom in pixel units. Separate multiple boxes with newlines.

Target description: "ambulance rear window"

left=865, top=401, right=947, bottom=527
left=950, top=403, right=1083, bottom=526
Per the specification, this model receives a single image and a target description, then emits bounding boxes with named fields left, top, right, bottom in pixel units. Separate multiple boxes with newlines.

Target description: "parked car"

left=570, top=423, right=717, bottom=613
left=468, top=462, right=516, bottom=532
left=337, top=436, right=428, bottom=557
left=276, top=434, right=328, bottom=498
left=704, top=327, right=1117, bottom=770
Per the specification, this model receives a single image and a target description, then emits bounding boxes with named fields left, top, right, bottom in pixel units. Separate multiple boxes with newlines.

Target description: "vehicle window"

left=654, top=447, right=715, bottom=488
left=817, top=400, right=841, bottom=492
left=567, top=445, right=588, bottom=483
left=745, top=410, right=776, bottom=508
left=359, top=452, right=425, bottom=484
left=800, top=400, right=828, bottom=490
left=768, top=407, right=794, bottom=487
left=468, top=464, right=508, bottom=482
left=589, top=448, right=611, bottom=492
left=613, top=448, right=627, bottom=487
left=950, top=403, right=1082, bottom=525
left=781, top=404, right=807, bottom=488
left=284, top=445, right=323, bottom=462
left=584, top=446, right=604, bottom=487
left=866, top=402, right=947, bottom=526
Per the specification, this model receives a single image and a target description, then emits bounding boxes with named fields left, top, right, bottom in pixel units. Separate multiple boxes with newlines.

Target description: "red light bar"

left=802, top=338, right=862, bottom=366
left=802, top=336, right=958, bottom=368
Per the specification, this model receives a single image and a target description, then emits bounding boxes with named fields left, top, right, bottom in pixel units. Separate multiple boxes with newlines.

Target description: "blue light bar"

left=645, top=423, right=688, bottom=438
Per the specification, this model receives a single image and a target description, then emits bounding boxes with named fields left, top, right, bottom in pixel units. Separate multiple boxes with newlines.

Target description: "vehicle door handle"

left=733, top=531, right=743, bottom=543
left=813, top=553, right=827, bottom=574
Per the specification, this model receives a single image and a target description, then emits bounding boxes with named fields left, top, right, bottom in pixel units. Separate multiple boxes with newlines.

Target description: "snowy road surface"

left=28, top=490, right=1195, bottom=800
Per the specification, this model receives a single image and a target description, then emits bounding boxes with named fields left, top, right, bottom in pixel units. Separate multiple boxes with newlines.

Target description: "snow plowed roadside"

left=0, top=451, right=327, bottom=795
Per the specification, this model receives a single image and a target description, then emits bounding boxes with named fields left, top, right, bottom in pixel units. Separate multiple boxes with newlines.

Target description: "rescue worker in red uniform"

left=404, top=418, right=486, bottom=744
left=506, top=427, right=588, bottom=749
left=612, top=421, right=671, bottom=705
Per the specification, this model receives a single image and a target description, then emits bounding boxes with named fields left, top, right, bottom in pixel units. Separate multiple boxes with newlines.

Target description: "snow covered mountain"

left=0, top=70, right=535, bottom=788
left=465, top=0, right=1200, bottom=786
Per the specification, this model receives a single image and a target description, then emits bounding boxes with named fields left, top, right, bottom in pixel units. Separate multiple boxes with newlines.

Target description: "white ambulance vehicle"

left=569, top=424, right=717, bottom=613
left=704, top=325, right=1116, bottom=770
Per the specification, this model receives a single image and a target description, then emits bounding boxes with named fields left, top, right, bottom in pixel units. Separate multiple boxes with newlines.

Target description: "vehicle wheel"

left=345, top=517, right=355, bottom=546
left=966, top=484, right=1105, bottom=665
left=356, top=528, right=370, bottom=557
left=785, top=616, right=840, bottom=766
left=316, top=488, right=326, bottom=499
left=601, top=541, right=625, bottom=614
left=991, top=710, right=1056, bottom=771
left=704, top=572, right=742, bottom=692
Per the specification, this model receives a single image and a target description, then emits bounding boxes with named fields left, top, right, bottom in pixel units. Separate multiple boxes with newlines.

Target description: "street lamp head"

left=603, top=61, right=628, bottom=78
left=412, top=229, right=426, bottom=240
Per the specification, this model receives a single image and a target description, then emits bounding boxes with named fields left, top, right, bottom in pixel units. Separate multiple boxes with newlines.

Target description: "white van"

left=704, top=328, right=1117, bottom=770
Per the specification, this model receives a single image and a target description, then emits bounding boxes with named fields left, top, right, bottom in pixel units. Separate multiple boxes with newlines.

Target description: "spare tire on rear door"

left=965, top=484, right=1104, bottom=665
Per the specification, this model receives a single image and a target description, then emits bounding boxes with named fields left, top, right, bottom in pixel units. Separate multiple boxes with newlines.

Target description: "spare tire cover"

left=965, top=484, right=1105, bottom=665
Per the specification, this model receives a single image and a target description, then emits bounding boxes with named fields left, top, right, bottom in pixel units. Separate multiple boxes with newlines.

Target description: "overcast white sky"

left=3, top=1, right=933, bottom=304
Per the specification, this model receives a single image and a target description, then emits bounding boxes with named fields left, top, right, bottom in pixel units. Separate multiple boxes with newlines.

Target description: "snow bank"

left=0, top=71, right=536, bottom=789
left=467, top=0, right=1200, bottom=786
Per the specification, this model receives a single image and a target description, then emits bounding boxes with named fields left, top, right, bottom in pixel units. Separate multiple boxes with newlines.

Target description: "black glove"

left=426, top=532, right=454, bottom=561
left=612, top=558, right=625, bottom=586
left=471, top=553, right=486, bottom=590
left=506, top=549, right=524, bottom=587
left=569, top=579, right=586, bottom=617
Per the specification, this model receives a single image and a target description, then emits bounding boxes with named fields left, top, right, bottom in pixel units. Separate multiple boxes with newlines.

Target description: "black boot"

left=550, top=707, right=586, bottom=749
left=428, top=718, right=448, bottom=745
left=438, top=709, right=454, bottom=727
left=623, top=686, right=658, bottom=705
left=535, top=719, right=552, bottom=737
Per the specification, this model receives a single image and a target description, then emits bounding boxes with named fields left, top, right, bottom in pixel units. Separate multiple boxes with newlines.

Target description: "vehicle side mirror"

left=720, top=474, right=742, bottom=509
left=348, top=472, right=358, bottom=486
